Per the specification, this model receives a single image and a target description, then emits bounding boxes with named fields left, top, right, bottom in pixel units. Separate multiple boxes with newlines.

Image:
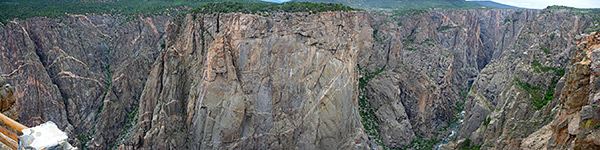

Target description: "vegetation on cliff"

left=357, top=64, right=387, bottom=148
left=0, top=0, right=357, bottom=24
left=545, top=5, right=600, bottom=33
left=191, top=2, right=356, bottom=14
left=0, top=0, right=205, bottom=24
left=294, top=0, right=486, bottom=10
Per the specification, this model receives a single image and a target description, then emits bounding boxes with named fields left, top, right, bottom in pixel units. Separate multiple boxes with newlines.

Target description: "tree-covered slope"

left=0, top=0, right=260, bottom=24
left=470, top=0, right=520, bottom=9
left=293, top=0, right=485, bottom=10
left=191, top=1, right=355, bottom=14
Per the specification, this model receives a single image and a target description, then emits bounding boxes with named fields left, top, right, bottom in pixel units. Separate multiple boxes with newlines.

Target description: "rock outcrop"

left=0, top=15, right=169, bottom=149
left=451, top=9, right=599, bottom=149
left=121, top=12, right=371, bottom=149
left=0, top=77, right=17, bottom=119
left=0, top=20, right=70, bottom=130
left=1, top=8, right=599, bottom=149
left=360, top=10, right=526, bottom=148
left=452, top=9, right=582, bottom=148
left=536, top=32, right=600, bottom=150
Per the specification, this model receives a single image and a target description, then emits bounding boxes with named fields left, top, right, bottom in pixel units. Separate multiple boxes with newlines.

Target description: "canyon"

left=0, top=7, right=599, bottom=150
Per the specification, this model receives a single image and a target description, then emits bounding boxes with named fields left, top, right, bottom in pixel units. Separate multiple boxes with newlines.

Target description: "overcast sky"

left=261, top=0, right=600, bottom=9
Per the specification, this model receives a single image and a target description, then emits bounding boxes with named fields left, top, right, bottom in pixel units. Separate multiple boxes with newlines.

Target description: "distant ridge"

left=468, top=0, right=521, bottom=9
left=293, top=0, right=485, bottom=10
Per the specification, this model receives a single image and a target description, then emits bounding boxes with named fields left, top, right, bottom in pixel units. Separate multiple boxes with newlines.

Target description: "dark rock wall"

left=0, top=15, right=169, bottom=149
left=0, top=9, right=597, bottom=149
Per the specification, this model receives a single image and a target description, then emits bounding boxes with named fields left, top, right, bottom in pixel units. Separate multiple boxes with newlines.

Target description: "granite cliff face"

left=0, top=77, right=17, bottom=120
left=360, top=10, right=525, bottom=148
left=121, top=12, right=372, bottom=149
left=534, top=32, right=600, bottom=150
left=0, top=15, right=169, bottom=149
left=451, top=9, right=590, bottom=149
left=1, top=8, right=599, bottom=149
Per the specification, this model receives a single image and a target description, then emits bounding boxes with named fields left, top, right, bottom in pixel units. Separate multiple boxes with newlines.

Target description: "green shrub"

left=541, top=47, right=551, bottom=54
left=585, top=26, right=600, bottom=33
left=0, top=0, right=355, bottom=24
left=437, top=25, right=456, bottom=31
left=514, top=78, right=547, bottom=110
left=504, top=18, right=518, bottom=23
left=515, top=73, right=561, bottom=110
left=531, top=60, right=561, bottom=74
left=405, top=135, right=441, bottom=150
left=530, top=88, right=553, bottom=110
left=357, top=64, right=387, bottom=148
left=483, top=117, right=491, bottom=127
left=77, top=134, right=91, bottom=150
left=514, top=78, right=541, bottom=91
left=460, top=138, right=482, bottom=150
left=373, top=29, right=379, bottom=37
left=0, top=0, right=217, bottom=23
left=545, top=5, right=576, bottom=10
left=521, top=60, right=564, bottom=110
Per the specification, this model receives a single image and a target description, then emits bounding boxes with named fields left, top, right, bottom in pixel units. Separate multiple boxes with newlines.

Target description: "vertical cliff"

left=0, top=15, right=169, bottom=149
left=1, top=8, right=599, bottom=150
left=452, top=9, right=597, bottom=149
left=533, top=32, right=600, bottom=150
left=121, top=12, right=372, bottom=149
left=0, top=20, right=71, bottom=130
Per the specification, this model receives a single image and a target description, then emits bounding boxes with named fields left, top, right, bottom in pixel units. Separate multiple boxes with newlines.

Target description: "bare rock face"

left=0, top=15, right=169, bottom=150
left=2, top=8, right=600, bottom=150
left=357, top=9, right=590, bottom=149
left=121, top=12, right=372, bottom=149
left=0, top=77, right=17, bottom=119
left=453, top=9, right=594, bottom=149
left=0, top=21, right=70, bottom=130
left=542, top=32, right=600, bottom=150
left=359, top=10, right=524, bottom=147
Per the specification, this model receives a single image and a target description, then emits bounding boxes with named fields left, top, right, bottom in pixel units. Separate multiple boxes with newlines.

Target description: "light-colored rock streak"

left=55, top=71, right=103, bottom=86
left=142, top=17, right=160, bottom=36
left=230, top=56, right=346, bottom=148
left=47, top=55, right=89, bottom=69
left=25, top=76, right=51, bottom=99
left=1, top=62, right=43, bottom=78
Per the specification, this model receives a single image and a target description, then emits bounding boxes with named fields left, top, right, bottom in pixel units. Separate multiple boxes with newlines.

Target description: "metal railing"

left=0, top=113, right=26, bottom=150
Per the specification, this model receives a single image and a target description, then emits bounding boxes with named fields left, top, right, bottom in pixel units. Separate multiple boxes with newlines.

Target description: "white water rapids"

left=435, top=110, right=466, bottom=149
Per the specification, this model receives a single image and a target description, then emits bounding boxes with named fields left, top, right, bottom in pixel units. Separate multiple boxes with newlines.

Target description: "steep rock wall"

left=0, top=15, right=169, bottom=150
left=0, top=9, right=598, bottom=150
left=455, top=9, right=594, bottom=149
left=122, top=12, right=372, bottom=149
left=358, top=9, right=547, bottom=148
left=536, top=32, right=600, bottom=150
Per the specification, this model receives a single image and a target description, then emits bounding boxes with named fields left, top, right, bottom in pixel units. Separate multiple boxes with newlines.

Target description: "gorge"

left=0, top=1, right=599, bottom=149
